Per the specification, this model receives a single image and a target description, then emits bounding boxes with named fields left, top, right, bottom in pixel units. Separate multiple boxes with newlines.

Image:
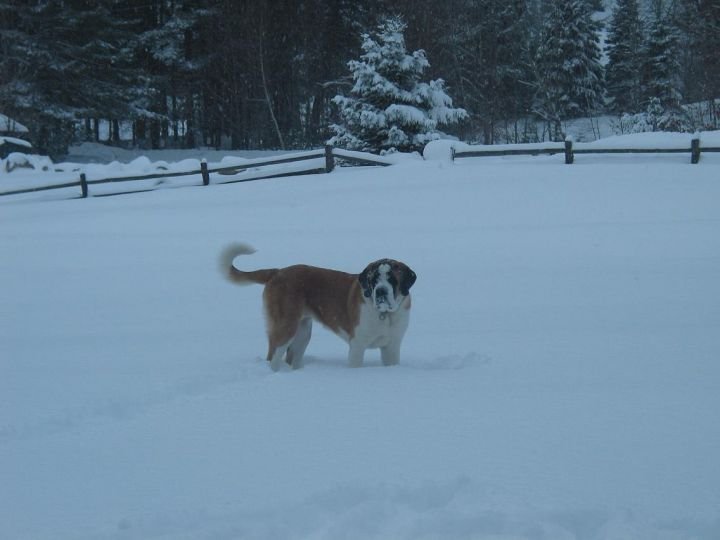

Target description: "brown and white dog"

left=219, top=243, right=416, bottom=370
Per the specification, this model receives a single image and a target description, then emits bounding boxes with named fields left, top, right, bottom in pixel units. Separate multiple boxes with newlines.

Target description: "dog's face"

left=358, top=259, right=416, bottom=313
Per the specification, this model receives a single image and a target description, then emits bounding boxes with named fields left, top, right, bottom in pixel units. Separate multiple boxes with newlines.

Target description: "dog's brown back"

left=220, top=243, right=361, bottom=338
left=261, top=265, right=361, bottom=338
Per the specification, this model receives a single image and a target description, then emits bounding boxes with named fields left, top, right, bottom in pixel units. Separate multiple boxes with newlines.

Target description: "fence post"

left=564, top=140, right=574, bottom=164
left=79, top=173, right=88, bottom=198
left=691, top=138, right=700, bottom=164
left=324, top=145, right=335, bottom=173
left=201, top=159, right=210, bottom=185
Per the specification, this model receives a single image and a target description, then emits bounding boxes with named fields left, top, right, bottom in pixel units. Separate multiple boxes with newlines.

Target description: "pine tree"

left=287, top=0, right=380, bottom=146
left=133, top=1, right=216, bottom=148
left=675, top=0, right=720, bottom=129
left=533, top=0, right=605, bottom=140
left=640, top=7, right=689, bottom=131
left=329, top=16, right=467, bottom=153
left=438, top=0, right=532, bottom=143
left=0, top=1, right=41, bottom=121
left=0, top=0, right=142, bottom=155
left=71, top=2, right=143, bottom=140
left=605, top=0, right=643, bottom=113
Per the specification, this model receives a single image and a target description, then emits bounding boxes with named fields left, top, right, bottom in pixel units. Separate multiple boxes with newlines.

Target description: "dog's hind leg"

left=267, top=313, right=312, bottom=371
left=267, top=338, right=291, bottom=372
left=266, top=320, right=297, bottom=372
left=286, top=318, right=312, bottom=370
left=264, top=287, right=304, bottom=371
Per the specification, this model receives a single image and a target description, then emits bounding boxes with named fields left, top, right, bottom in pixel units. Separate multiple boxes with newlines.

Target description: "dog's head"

left=358, top=259, right=416, bottom=313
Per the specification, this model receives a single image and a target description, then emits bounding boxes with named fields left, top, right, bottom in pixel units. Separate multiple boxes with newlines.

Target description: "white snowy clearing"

left=1, top=134, right=720, bottom=540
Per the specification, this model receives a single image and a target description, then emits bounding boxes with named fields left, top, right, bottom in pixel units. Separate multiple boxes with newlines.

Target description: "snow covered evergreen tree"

left=640, top=8, right=689, bottom=131
left=605, top=0, right=643, bottom=113
left=135, top=2, right=216, bottom=148
left=329, top=16, right=467, bottom=153
left=533, top=0, right=604, bottom=140
left=0, top=0, right=137, bottom=156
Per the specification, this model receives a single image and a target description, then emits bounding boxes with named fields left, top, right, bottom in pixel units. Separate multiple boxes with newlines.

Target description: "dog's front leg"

left=381, top=341, right=402, bottom=366
left=347, top=342, right=367, bottom=368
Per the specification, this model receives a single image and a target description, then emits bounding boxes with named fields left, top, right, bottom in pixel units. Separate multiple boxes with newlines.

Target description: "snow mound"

left=423, top=139, right=467, bottom=161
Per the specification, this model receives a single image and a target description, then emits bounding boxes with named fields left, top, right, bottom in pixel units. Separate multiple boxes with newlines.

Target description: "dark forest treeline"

left=0, top=0, right=718, bottom=156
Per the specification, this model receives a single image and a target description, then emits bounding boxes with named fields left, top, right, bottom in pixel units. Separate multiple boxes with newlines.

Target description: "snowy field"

left=2, top=136, right=720, bottom=539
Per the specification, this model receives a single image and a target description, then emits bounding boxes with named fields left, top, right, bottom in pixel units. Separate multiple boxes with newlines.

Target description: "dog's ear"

left=358, top=264, right=374, bottom=298
left=400, top=266, right=416, bottom=296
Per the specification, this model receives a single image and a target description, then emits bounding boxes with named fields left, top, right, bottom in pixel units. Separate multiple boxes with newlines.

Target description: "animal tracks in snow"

left=0, top=352, right=485, bottom=444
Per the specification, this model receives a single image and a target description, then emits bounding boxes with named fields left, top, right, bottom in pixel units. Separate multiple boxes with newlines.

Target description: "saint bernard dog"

left=219, top=243, right=416, bottom=370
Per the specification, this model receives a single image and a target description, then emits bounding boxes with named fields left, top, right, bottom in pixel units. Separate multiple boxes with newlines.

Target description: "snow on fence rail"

left=452, top=137, right=720, bottom=164
left=0, top=146, right=392, bottom=200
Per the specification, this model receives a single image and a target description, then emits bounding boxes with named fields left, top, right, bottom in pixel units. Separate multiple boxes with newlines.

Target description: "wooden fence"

left=452, top=138, right=720, bottom=164
left=4, top=138, right=718, bottom=201
left=0, top=146, right=392, bottom=200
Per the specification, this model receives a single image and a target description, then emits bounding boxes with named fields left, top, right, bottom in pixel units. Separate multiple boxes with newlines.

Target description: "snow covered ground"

left=2, top=135, right=720, bottom=539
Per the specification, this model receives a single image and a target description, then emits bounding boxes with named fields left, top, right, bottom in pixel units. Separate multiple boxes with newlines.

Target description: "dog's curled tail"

left=219, top=243, right=279, bottom=285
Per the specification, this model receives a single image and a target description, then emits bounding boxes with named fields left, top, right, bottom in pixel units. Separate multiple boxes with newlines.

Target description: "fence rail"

left=4, top=138, right=717, bottom=201
left=452, top=138, right=720, bottom=165
left=0, top=146, right=391, bottom=200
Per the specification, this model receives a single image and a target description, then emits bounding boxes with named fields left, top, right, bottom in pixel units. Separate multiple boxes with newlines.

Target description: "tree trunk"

left=259, top=32, right=285, bottom=150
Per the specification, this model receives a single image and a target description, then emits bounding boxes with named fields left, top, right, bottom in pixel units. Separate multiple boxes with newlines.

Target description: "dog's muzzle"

left=373, top=285, right=396, bottom=312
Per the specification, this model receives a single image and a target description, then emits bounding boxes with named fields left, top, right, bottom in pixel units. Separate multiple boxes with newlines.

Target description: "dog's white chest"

left=354, top=300, right=410, bottom=349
